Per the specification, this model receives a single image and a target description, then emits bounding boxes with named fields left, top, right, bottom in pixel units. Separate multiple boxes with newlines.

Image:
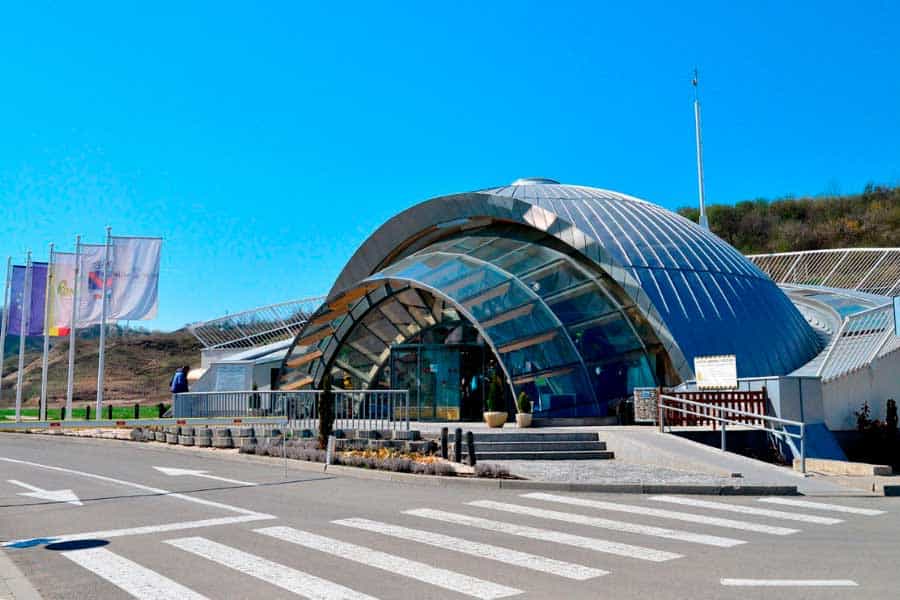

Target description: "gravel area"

left=487, top=459, right=738, bottom=485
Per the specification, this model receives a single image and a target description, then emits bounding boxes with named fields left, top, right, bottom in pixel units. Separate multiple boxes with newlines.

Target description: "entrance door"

left=390, top=343, right=484, bottom=421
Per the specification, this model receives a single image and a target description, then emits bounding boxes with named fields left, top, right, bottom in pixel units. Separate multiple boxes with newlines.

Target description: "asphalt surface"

left=1, top=433, right=898, bottom=599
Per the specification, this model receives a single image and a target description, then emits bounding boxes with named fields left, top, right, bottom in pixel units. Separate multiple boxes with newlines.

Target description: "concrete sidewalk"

left=417, top=423, right=862, bottom=495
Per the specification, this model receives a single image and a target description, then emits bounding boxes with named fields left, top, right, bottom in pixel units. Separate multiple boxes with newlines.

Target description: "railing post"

left=721, top=420, right=726, bottom=452
left=800, top=425, right=806, bottom=474
left=658, top=395, right=665, bottom=433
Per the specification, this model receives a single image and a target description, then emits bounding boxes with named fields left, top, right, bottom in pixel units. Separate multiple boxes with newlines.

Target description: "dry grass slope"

left=0, top=330, right=201, bottom=409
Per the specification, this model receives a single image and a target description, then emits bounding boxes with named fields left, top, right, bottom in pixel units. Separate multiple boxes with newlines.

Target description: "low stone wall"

left=133, top=425, right=434, bottom=454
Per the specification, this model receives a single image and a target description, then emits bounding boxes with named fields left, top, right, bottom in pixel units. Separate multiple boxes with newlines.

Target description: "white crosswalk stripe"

left=255, top=525, right=522, bottom=599
left=61, top=547, right=209, bottom=600
left=468, top=500, right=745, bottom=548
left=405, top=508, right=682, bottom=562
left=334, top=518, right=606, bottom=580
left=522, top=493, right=799, bottom=535
left=649, top=495, right=843, bottom=524
left=721, top=578, right=858, bottom=587
left=758, top=497, right=886, bottom=516
left=166, top=536, right=379, bottom=600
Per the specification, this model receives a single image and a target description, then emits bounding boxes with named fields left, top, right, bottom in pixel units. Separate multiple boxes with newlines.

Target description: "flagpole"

left=15, top=251, right=32, bottom=422
left=692, top=67, right=709, bottom=230
left=95, top=227, right=111, bottom=419
left=66, top=236, right=81, bottom=419
left=39, top=243, right=54, bottom=421
left=0, top=257, right=12, bottom=407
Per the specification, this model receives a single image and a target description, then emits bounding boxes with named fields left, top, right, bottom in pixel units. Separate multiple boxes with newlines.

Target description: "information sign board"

left=633, top=387, right=659, bottom=423
left=694, top=355, right=738, bottom=390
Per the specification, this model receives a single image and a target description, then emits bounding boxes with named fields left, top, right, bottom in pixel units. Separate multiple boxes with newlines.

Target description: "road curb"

left=0, top=548, right=42, bottom=600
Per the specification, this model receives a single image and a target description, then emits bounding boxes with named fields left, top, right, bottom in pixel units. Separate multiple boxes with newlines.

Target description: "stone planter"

left=483, top=411, right=508, bottom=428
left=515, top=413, right=533, bottom=428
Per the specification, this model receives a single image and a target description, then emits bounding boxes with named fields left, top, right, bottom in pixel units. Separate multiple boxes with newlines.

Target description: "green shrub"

left=516, top=391, right=531, bottom=414
left=485, top=373, right=503, bottom=412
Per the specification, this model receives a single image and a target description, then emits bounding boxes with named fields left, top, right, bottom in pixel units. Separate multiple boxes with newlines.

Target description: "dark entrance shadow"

left=45, top=539, right=109, bottom=551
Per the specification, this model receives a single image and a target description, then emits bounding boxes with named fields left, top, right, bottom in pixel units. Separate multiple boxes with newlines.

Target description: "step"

left=468, top=450, right=615, bottom=461
left=470, top=432, right=600, bottom=443
left=469, top=441, right=607, bottom=452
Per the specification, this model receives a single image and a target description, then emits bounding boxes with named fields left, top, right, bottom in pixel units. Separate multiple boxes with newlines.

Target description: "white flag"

left=76, top=243, right=109, bottom=327
left=108, top=237, right=161, bottom=321
left=46, top=252, right=77, bottom=336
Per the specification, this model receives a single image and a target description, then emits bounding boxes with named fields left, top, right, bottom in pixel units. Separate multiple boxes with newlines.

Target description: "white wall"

left=821, top=350, right=900, bottom=430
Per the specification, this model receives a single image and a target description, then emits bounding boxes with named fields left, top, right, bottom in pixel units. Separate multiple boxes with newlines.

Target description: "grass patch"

left=0, top=406, right=162, bottom=420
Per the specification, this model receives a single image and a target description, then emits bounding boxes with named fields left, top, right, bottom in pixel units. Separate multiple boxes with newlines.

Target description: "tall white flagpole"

left=39, top=243, right=54, bottom=421
left=15, top=251, right=33, bottom=422
left=693, top=68, right=709, bottom=230
left=95, top=227, right=112, bottom=419
left=65, top=235, right=81, bottom=419
left=0, top=257, right=12, bottom=406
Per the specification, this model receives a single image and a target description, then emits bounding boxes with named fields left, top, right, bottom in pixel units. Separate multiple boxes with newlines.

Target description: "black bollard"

left=60, top=406, right=66, bottom=420
left=440, top=427, right=449, bottom=459
left=157, top=402, right=164, bottom=418
left=454, top=427, right=463, bottom=463
left=85, top=405, right=91, bottom=420
left=466, top=430, right=477, bottom=467
left=107, top=404, right=113, bottom=420
left=134, top=403, right=140, bottom=419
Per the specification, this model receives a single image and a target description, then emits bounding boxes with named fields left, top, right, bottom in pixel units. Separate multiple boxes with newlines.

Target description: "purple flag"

left=7, top=263, right=47, bottom=336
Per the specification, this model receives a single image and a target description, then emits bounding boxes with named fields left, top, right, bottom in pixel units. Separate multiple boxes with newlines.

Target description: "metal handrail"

left=174, top=389, right=411, bottom=432
left=657, top=393, right=806, bottom=473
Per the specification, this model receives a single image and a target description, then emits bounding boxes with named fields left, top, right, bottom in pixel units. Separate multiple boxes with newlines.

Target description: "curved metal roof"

left=327, top=180, right=822, bottom=378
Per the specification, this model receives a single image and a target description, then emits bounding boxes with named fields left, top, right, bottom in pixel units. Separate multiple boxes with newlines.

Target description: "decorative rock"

left=178, top=435, right=195, bottom=446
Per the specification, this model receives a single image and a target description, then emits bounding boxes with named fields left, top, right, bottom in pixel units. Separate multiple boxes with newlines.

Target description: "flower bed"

left=240, top=439, right=510, bottom=479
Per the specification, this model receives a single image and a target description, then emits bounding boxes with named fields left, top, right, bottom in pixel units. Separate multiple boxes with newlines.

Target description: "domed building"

left=279, top=179, right=822, bottom=420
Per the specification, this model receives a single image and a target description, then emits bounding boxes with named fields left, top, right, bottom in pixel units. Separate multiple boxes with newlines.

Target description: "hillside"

left=0, top=329, right=201, bottom=409
left=678, top=184, right=900, bottom=254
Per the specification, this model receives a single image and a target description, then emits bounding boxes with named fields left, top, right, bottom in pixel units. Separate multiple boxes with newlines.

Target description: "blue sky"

left=1, top=1, right=898, bottom=331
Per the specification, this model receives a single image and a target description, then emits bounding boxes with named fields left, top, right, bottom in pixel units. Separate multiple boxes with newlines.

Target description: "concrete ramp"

left=599, top=427, right=851, bottom=495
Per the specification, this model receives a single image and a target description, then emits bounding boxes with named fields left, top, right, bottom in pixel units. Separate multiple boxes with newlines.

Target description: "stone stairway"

left=463, top=431, right=614, bottom=461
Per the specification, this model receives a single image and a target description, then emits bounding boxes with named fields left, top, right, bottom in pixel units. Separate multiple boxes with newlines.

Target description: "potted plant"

left=483, top=373, right=508, bottom=428
left=515, top=391, right=532, bottom=428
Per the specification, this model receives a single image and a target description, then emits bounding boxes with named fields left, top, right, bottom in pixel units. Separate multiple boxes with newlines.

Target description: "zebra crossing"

left=58, top=494, right=881, bottom=598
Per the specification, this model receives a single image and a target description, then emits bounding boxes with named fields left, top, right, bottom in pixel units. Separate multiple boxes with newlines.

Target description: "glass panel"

left=467, top=284, right=532, bottom=321
left=523, top=260, right=587, bottom=298
left=484, top=303, right=558, bottom=345
left=501, top=332, right=580, bottom=377
left=516, top=370, right=597, bottom=418
left=470, top=237, right=525, bottom=262
left=495, top=244, right=559, bottom=276
left=547, top=284, right=617, bottom=325
left=570, top=314, right=643, bottom=363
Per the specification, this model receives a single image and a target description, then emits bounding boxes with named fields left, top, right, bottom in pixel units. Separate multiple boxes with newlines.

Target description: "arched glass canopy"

left=281, top=180, right=823, bottom=419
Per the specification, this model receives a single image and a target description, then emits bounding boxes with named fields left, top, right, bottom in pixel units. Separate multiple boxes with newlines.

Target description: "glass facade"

left=280, top=180, right=822, bottom=420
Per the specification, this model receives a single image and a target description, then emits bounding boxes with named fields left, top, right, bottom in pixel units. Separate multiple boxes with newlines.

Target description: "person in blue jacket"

left=170, top=365, right=190, bottom=395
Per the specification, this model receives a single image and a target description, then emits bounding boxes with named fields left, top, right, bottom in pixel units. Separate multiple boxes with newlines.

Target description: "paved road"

left=1, top=434, right=897, bottom=599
